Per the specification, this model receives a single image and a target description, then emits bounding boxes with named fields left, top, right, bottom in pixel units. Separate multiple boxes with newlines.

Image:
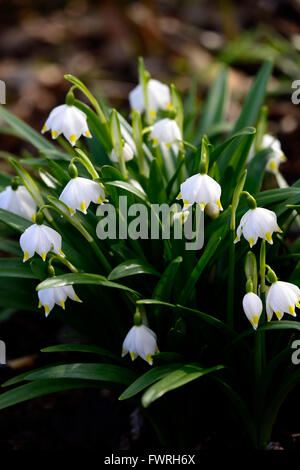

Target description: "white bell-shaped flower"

left=150, top=118, right=182, bottom=149
left=41, top=104, right=91, bottom=146
left=20, top=224, right=64, bottom=262
left=59, top=176, right=105, bottom=215
left=179, top=173, right=222, bottom=212
left=38, top=285, right=81, bottom=317
left=266, top=281, right=300, bottom=321
left=122, top=324, right=158, bottom=365
left=0, top=185, right=36, bottom=221
left=242, top=292, right=263, bottom=330
left=248, top=134, right=286, bottom=174
left=129, top=79, right=171, bottom=117
left=262, top=134, right=286, bottom=174
left=235, top=207, right=280, bottom=248
left=110, top=142, right=134, bottom=163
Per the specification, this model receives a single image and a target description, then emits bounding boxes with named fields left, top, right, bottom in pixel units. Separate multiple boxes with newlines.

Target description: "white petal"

left=20, top=224, right=39, bottom=261
left=129, top=85, right=144, bottom=113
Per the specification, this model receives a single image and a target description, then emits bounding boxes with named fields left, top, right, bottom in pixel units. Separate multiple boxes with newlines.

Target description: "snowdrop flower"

left=262, top=134, right=286, bottom=174
left=20, top=224, right=64, bottom=262
left=150, top=118, right=182, bottom=150
left=122, top=324, right=158, bottom=365
left=248, top=134, right=286, bottom=174
left=110, top=142, right=134, bottom=163
left=0, top=185, right=36, bottom=221
left=266, top=281, right=300, bottom=321
left=41, top=104, right=91, bottom=146
left=235, top=207, right=281, bottom=248
left=178, top=173, right=222, bottom=212
left=59, top=176, right=105, bottom=215
left=38, top=285, right=81, bottom=316
left=243, top=292, right=263, bottom=330
left=129, top=79, right=172, bottom=117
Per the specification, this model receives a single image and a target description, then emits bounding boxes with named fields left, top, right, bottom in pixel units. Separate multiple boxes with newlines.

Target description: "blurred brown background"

left=1, top=0, right=300, bottom=450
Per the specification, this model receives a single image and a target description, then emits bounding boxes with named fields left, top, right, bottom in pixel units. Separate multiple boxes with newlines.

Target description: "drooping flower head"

left=110, top=142, right=134, bottom=163
left=243, top=292, right=263, bottom=330
left=59, top=176, right=105, bottom=215
left=122, top=314, right=158, bottom=366
left=20, top=223, right=64, bottom=262
left=129, top=79, right=171, bottom=118
left=150, top=118, right=181, bottom=150
left=0, top=185, right=36, bottom=221
left=41, top=104, right=91, bottom=146
left=38, top=285, right=81, bottom=317
left=247, top=134, right=286, bottom=174
left=262, top=134, right=286, bottom=174
left=266, top=280, right=300, bottom=321
left=179, top=173, right=222, bottom=212
left=235, top=207, right=281, bottom=248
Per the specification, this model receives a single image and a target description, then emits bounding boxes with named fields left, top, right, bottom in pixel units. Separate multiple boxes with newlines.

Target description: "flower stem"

left=48, top=254, right=79, bottom=273
left=255, top=239, right=267, bottom=381
left=226, top=227, right=235, bottom=328
left=73, top=148, right=99, bottom=180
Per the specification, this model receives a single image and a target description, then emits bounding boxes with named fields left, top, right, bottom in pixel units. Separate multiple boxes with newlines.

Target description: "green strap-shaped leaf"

left=36, top=272, right=141, bottom=297
left=108, top=259, right=159, bottom=281
left=41, top=343, right=122, bottom=362
left=141, top=364, right=224, bottom=407
left=0, top=258, right=37, bottom=279
left=105, top=180, right=149, bottom=204
left=119, top=363, right=184, bottom=400
left=0, top=105, right=56, bottom=151
left=0, top=208, right=31, bottom=232
left=0, top=378, right=104, bottom=410
left=232, top=61, right=273, bottom=134
left=153, top=256, right=182, bottom=301
left=195, top=67, right=228, bottom=144
left=7, top=363, right=137, bottom=385
left=137, top=299, right=236, bottom=338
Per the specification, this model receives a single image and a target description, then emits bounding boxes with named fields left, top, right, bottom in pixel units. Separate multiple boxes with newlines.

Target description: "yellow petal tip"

left=146, top=353, right=153, bottom=365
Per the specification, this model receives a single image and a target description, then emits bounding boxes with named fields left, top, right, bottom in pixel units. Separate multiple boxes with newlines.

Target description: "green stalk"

left=227, top=171, right=247, bottom=327
left=255, top=239, right=266, bottom=380
left=64, top=74, right=108, bottom=125
left=73, top=148, right=99, bottom=180
left=48, top=254, right=79, bottom=273
left=138, top=57, right=152, bottom=125
left=132, top=110, right=146, bottom=176
left=227, top=224, right=235, bottom=328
